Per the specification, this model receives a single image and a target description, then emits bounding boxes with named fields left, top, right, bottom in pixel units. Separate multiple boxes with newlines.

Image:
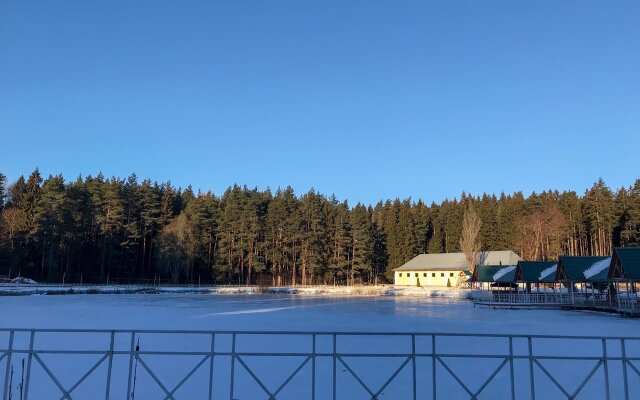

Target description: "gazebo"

left=517, top=261, right=558, bottom=292
left=608, top=247, right=640, bottom=311
left=557, top=256, right=613, bottom=306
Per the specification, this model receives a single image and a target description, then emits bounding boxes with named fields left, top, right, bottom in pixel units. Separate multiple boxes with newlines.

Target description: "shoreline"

left=0, top=283, right=472, bottom=299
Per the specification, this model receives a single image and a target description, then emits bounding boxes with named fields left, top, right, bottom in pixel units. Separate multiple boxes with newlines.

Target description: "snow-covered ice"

left=2, top=293, right=636, bottom=334
left=1, top=295, right=639, bottom=399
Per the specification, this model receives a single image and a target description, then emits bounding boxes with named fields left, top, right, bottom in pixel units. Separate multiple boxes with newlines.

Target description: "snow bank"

left=10, top=277, right=38, bottom=284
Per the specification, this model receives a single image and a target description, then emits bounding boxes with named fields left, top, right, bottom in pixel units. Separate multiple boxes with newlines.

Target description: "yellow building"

left=393, top=251, right=521, bottom=287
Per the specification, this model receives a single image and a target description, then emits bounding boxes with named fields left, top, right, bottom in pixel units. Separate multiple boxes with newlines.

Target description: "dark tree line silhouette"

left=0, top=170, right=638, bottom=284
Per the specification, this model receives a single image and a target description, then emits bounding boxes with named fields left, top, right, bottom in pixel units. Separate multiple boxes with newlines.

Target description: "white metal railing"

left=474, top=289, right=640, bottom=313
left=2, top=329, right=640, bottom=400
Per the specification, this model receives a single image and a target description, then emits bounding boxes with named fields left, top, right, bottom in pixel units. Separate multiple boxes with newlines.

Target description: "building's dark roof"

left=517, top=261, right=558, bottom=283
left=473, top=264, right=519, bottom=283
left=557, top=256, right=611, bottom=282
left=610, top=247, right=640, bottom=280
left=393, top=251, right=521, bottom=271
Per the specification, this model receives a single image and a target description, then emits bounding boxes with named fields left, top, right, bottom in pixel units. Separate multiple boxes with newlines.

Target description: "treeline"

left=0, top=170, right=638, bottom=284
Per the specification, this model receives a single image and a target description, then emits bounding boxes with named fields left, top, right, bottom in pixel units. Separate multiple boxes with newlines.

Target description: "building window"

left=432, top=273, right=435, bottom=277
left=399, top=273, right=402, bottom=277
left=423, top=273, right=427, bottom=277
left=415, top=273, right=418, bottom=277
left=450, top=273, right=454, bottom=277
left=441, top=273, right=445, bottom=277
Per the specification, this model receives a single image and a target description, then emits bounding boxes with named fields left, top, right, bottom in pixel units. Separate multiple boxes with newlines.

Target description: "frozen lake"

left=2, top=294, right=640, bottom=399
left=3, top=293, right=639, bottom=334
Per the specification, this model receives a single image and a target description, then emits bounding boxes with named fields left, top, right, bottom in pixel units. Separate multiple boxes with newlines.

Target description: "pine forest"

left=0, top=170, right=638, bottom=285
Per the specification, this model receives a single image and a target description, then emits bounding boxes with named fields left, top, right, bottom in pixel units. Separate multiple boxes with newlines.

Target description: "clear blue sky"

left=1, top=1, right=639, bottom=204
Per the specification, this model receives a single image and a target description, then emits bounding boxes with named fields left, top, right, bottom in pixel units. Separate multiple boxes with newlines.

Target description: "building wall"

left=394, top=270, right=462, bottom=287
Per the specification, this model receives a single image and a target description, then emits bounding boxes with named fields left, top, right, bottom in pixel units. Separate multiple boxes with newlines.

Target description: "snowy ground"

left=1, top=295, right=639, bottom=399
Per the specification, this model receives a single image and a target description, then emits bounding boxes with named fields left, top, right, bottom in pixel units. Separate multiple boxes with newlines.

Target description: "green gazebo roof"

left=557, top=256, right=611, bottom=282
left=473, top=264, right=519, bottom=283
left=517, top=261, right=558, bottom=283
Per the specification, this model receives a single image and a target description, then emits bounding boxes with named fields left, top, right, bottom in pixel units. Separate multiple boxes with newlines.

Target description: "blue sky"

left=1, top=1, right=639, bottom=204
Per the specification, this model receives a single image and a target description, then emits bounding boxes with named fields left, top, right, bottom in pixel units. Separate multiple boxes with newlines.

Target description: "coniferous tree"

left=427, top=202, right=446, bottom=254
left=619, top=180, right=640, bottom=247
left=328, top=198, right=351, bottom=284
left=583, top=179, right=615, bottom=256
left=349, top=204, right=375, bottom=284
left=96, top=178, right=125, bottom=281
left=299, top=190, right=330, bottom=285
left=38, top=175, right=67, bottom=280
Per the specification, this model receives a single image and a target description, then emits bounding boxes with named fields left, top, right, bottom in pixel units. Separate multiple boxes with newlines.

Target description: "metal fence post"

left=208, top=333, right=215, bottom=400
left=432, top=335, right=436, bottom=400
left=312, top=334, right=316, bottom=400
left=126, top=332, right=136, bottom=399
left=332, top=334, right=337, bottom=400
left=602, top=339, right=610, bottom=400
left=2, top=331, right=14, bottom=400
left=105, top=331, right=115, bottom=400
left=528, top=336, right=535, bottom=400
left=229, top=333, right=236, bottom=400
left=412, top=334, right=416, bottom=400
left=509, top=337, right=515, bottom=400
left=22, top=331, right=35, bottom=400
left=571, top=287, right=575, bottom=305
left=621, top=339, right=629, bottom=400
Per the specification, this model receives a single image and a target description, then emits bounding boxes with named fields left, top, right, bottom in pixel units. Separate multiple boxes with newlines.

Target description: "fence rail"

left=2, top=329, right=640, bottom=399
left=476, top=290, right=640, bottom=313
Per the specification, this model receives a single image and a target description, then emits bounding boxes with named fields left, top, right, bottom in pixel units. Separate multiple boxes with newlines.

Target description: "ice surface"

left=1, top=293, right=636, bottom=336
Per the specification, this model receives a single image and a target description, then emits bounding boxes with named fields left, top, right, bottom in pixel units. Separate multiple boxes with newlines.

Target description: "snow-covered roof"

left=558, top=256, right=611, bottom=281
left=583, top=257, right=612, bottom=280
left=393, top=251, right=521, bottom=271
left=474, top=264, right=518, bottom=283
left=493, top=266, right=516, bottom=282
left=538, top=264, right=557, bottom=281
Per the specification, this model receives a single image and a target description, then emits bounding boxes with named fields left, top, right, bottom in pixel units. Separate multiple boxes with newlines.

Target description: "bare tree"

left=1, top=207, right=22, bottom=253
left=460, top=203, right=482, bottom=273
left=516, top=204, right=567, bottom=260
